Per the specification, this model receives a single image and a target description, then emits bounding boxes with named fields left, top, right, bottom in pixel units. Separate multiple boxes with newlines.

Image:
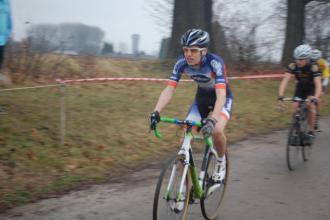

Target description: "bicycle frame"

left=284, top=98, right=309, bottom=136
left=283, top=98, right=309, bottom=146
left=154, top=117, right=218, bottom=199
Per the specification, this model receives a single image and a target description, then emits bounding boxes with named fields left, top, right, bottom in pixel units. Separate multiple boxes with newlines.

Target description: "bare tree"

left=147, top=0, right=173, bottom=35
left=281, top=0, right=307, bottom=65
left=211, top=21, right=233, bottom=65
left=167, top=0, right=213, bottom=58
left=281, top=0, right=330, bottom=65
left=305, top=1, right=330, bottom=58
left=214, top=0, right=282, bottom=69
left=27, top=23, right=105, bottom=55
left=4, top=38, right=70, bottom=81
left=149, top=0, right=234, bottom=60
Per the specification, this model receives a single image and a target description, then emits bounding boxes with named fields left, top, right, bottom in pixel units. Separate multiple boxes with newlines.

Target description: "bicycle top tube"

left=153, top=117, right=202, bottom=139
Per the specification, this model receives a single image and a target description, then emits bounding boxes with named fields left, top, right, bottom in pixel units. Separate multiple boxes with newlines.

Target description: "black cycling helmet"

left=180, top=29, right=210, bottom=48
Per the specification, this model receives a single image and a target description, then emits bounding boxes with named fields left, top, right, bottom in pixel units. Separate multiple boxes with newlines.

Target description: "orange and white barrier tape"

left=0, top=74, right=283, bottom=91
left=0, top=84, right=58, bottom=92
left=56, top=74, right=283, bottom=84
left=229, top=74, right=283, bottom=79
left=56, top=77, right=184, bottom=84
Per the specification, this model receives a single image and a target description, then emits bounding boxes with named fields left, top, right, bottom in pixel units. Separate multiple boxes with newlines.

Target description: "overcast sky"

left=10, top=0, right=282, bottom=58
left=11, top=0, right=165, bottom=55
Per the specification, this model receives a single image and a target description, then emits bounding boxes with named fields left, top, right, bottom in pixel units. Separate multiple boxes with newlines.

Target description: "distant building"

left=131, top=34, right=140, bottom=56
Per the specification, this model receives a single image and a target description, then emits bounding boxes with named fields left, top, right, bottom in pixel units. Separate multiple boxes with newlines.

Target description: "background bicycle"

left=283, top=97, right=315, bottom=171
left=152, top=117, right=229, bottom=220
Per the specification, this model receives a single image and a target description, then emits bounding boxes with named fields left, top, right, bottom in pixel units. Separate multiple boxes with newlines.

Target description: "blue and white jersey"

left=167, top=53, right=233, bottom=98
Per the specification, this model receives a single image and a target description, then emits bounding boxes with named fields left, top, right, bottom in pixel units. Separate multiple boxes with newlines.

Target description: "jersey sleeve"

left=311, top=64, right=321, bottom=77
left=167, top=57, right=185, bottom=87
left=286, top=63, right=296, bottom=74
left=210, top=58, right=226, bottom=89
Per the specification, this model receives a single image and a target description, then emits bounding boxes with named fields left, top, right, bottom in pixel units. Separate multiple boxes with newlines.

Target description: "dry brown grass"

left=1, top=56, right=330, bottom=210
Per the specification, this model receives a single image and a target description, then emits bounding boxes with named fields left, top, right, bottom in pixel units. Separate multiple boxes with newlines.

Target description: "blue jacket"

left=0, top=0, right=12, bottom=46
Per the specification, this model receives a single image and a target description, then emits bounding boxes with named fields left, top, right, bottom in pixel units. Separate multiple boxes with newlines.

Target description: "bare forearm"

left=314, top=77, right=322, bottom=99
left=279, top=73, right=291, bottom=96
left=154, top=86, right=175, bottom=112
left=279, top=80, right=288, bottom=96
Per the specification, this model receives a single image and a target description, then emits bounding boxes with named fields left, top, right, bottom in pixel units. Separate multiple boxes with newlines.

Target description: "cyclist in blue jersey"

left=150, top=29, right=233, bottom=183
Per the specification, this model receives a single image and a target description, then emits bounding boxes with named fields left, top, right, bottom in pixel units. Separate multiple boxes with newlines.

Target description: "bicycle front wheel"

left=302, top=144, right=312, bottom=161
left=286, top=123, right=302, bottom=171
left=200, top=152, right=229, bottom=220
left=301, top=113, right=312, bottom=161
left=153, top=155, right=191, bottom=220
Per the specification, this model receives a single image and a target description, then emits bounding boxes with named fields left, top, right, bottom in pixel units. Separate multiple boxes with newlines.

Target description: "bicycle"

left=152, top=117, right=229, bottom=220
left=283, top=97, right=314, bottom=171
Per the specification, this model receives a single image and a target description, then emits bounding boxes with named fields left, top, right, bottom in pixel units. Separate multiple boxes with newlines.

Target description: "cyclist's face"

left=183, top=47, right=207, bottom=67
left=296, top=58, right=309, bottom=67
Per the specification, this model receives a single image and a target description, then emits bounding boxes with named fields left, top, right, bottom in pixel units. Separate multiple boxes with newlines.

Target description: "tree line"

left=154, top=0, right=330, bottom=67
left=26, top=23, right=105, bottom=55
left=4, top=0, right=330, bottom=81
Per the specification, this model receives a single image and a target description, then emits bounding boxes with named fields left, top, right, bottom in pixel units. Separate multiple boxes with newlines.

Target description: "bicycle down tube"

left=154, top=117, right=214, bottom=199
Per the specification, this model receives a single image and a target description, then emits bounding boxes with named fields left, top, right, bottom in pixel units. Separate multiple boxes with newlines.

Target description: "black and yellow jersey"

left=286, top=62, right=321, bottom=87
left=315, top=58, right=329, bottom=79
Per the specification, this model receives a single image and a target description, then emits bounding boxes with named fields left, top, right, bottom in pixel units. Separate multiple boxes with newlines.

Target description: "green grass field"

left=1, top=59, right=330, bottom=210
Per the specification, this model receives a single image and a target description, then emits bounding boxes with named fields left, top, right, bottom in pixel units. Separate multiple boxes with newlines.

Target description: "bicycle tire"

left=153, top=154, right=191, bottom=220
left=302, top=144, right=312, bottom=161
left=200, top=151, right=229, bottom=220
left=286, top=122, right=302, bottom=171
left=300, top=108, right=312, bottom=161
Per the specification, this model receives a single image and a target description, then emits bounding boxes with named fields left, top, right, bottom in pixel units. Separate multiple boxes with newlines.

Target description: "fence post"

left=59, top=83, right=66, bottom=146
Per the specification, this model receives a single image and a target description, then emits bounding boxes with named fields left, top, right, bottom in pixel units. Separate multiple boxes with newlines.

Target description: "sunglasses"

left=296, top=58, right=308, bottom=61
left=182, top=47, right=205, bottom=54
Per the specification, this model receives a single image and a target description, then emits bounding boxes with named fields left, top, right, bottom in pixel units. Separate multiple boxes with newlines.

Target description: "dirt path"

left=1, top=118, right=330, bottom=220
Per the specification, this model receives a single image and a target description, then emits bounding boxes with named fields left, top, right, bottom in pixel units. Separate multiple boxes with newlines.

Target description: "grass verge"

left=1, top=68, right=330, bottom=210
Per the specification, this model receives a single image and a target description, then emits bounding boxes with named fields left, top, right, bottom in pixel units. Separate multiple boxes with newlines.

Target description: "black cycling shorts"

left=294, top=83, right=315, bottom=99
left=186, top=87, right=232, bottom=121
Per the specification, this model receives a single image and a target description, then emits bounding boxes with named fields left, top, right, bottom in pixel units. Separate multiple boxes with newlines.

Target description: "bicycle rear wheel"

left=286, top=123, right=302, bottom=171
left=200, top=152, right=229, bottom=220
left=153, top=155, right=191, bottom=220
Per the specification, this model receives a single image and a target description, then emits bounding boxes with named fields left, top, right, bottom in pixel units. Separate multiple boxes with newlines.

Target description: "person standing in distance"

left=0, top=0, right=12, bottom=113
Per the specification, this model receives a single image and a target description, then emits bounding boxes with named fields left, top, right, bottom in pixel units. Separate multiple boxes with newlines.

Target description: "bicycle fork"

left=165, top=135, right=220, bottom=202
left=165, top=135, right=192, bottom=203
left=200, top=144, right=221, bottom=197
